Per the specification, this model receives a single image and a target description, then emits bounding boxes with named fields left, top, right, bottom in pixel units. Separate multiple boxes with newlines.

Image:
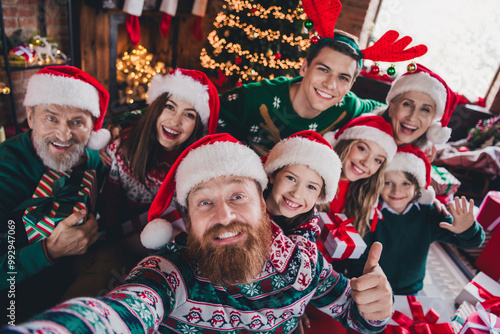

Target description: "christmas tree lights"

left=116, top=45, right=167, bottom=104
left=200, top=0, right=309, bottom=86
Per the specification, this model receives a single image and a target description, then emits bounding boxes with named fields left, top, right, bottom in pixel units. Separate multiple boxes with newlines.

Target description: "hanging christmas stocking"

left=159, top=0, right=178, bottom=39
left=123, top=0, right=144, bottom=46
left=190, top=0, right=208, bottom=42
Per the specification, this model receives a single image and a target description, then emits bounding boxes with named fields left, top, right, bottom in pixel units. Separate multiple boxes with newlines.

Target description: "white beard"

left=32, top=129, right=88, bottom=172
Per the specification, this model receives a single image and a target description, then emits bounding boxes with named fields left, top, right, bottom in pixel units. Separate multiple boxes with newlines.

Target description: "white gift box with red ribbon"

left=318, top=212, right=366, bottom=260
left=456, top=272, right=500, bottom=309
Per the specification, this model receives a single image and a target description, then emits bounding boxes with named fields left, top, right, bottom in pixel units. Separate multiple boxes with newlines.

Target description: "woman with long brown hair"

left=99, top=69, right=219, bottom=249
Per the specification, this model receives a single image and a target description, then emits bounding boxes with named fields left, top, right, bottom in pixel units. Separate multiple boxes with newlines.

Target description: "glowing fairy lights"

left=116, top=45, right=167, bottom=104
left=200, top=0, right=309, bottom=86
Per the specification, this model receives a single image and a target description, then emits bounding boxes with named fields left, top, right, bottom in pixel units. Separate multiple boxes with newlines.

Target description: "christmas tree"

left=200, top=0, right=309, bottom=87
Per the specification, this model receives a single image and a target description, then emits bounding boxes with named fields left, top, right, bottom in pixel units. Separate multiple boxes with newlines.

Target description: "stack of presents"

left=318, top=185, right=500, bottom=334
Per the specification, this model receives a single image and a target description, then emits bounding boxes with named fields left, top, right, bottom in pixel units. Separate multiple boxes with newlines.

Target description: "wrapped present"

left=317, top=212, right=366, bottom=260
left=458, top=303, right=500, bottom=334
left=9, top=45, right=35, bottom=62
left=431, top=165, right=461, bottom=196
left=17, top=167, right=98, bottom=244
left=476, top=228, right=500, bottom=282
left=456, top=272, right=500, bottom=316
left=385, top=295, right=453, bottom=334
left=476, top=191, right=500, bottom=231
left=452, top=302, right=477, bottom=334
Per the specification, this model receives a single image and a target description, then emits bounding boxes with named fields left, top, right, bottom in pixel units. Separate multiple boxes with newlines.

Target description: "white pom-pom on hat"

left=419, top=187, right=436, bottom=205
left=140, top=218, right=174, bottom=250
left=426, top=122, right=452, bottom=145
left=87, top=128, right=111, bottom=151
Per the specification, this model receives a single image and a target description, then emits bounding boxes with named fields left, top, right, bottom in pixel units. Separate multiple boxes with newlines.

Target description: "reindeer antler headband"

left=301, top=0, right=428, bottom=67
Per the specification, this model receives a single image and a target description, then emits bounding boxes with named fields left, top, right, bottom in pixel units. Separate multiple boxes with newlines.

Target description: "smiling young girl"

left=353, top=145, right=484, bottom=295
left=324, top=115, right=397, bottom=240
left=262, top=131, right=342, bottom=240
left=99, top=69, right=219, bottom=246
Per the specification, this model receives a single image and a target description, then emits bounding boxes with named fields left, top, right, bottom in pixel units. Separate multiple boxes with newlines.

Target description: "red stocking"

left=190, top=16, right=204, bottom=42
left=126, top=14, right=141, bottom=46
left=160, top=12, right=172, bottom=39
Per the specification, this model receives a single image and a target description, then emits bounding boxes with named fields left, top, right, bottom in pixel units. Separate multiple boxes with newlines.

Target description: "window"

left=369, top=0, right=500, bottom=102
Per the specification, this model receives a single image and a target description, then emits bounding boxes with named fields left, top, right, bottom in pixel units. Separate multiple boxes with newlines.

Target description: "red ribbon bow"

left=385, top=296, right=454, bottom=334
left=472, top=281, right=500, bottom=316
left=327, top=213, right=355, bottom=241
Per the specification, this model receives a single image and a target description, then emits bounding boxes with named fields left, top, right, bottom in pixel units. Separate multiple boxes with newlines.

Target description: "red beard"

left=186, top=208, right=272, bottom=287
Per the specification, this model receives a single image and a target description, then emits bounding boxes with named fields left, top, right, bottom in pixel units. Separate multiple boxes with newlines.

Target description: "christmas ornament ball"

left=387, top=65, right=396, bottom=76
left=311, top=35, right=320, bottom=44
left=407, top=63, right=417, bottom=73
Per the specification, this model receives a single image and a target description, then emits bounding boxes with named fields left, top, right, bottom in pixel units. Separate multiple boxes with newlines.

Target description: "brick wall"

left=0, top=0, right=70, bottom=125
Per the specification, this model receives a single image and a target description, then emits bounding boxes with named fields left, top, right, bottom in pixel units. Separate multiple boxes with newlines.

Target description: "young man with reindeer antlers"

left=216, top=0, right=427, bottom=157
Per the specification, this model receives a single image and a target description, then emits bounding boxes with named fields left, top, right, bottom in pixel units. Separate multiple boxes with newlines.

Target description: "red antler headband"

left=301, top=0, right=428, bottom=64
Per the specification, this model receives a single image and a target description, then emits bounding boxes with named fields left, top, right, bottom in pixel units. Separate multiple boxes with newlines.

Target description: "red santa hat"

left=141, top=133, right=268, bottom=249
left=325, top=114, right=397, bottom=162
left=146, top=68, right=219, bottom=134
left=385, top=64, right=460, bottom=145
left=385, top=145, right=435, bottom=204
left=262, top=130, right=341, bottom=204
left=23, top=65, right=110, bottom=150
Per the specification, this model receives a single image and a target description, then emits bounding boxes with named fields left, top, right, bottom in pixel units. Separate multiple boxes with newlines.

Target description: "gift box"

left=385, top=295, right=453, bottom=334
left=452, top=302, right=477, bottom=334
left=431, top=165, right=461, bottom=196
left=317, top=212, right=366, bottom=260
left=475, top=228, right=500, bottom=282
left=476, top=191, right=500, bottom=232
left=19, top=168, right=98, bottom=244
left=458, top=304, right=500, bottom=334
left=455, top=272, right=500, bottom=316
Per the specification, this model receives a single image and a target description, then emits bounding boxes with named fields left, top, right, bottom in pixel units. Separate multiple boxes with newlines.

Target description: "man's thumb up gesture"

left=350, top=242, right=393, bottom=321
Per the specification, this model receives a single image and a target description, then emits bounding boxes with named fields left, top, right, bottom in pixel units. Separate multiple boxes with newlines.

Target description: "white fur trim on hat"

left=87, top=128, right=111, bottom=151
left=264, top=137, right=341, bottom=203
left=336, top=125, right=397, bottom=162
left=146, top=71, right=210, bottom=127
left=24, top=73, right=101, bottom=118
left=385, top=152, right=426, bottom=189
left=175, top=141, right=268, bottom=207
left=419, top=186, right=435, bottom=205
left=426, top=122, right=452, bottom=145
left=140, top=218, right=174, bottom=250
left=386, top=72, right=447, bottom=118
left=122, top=0, right=144, bottom=16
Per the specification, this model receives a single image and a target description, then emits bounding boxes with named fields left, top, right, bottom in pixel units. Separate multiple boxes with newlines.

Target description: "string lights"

left=200, top=0, right=309, bottom=86
left=116, top=45, right=167, bottom=104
